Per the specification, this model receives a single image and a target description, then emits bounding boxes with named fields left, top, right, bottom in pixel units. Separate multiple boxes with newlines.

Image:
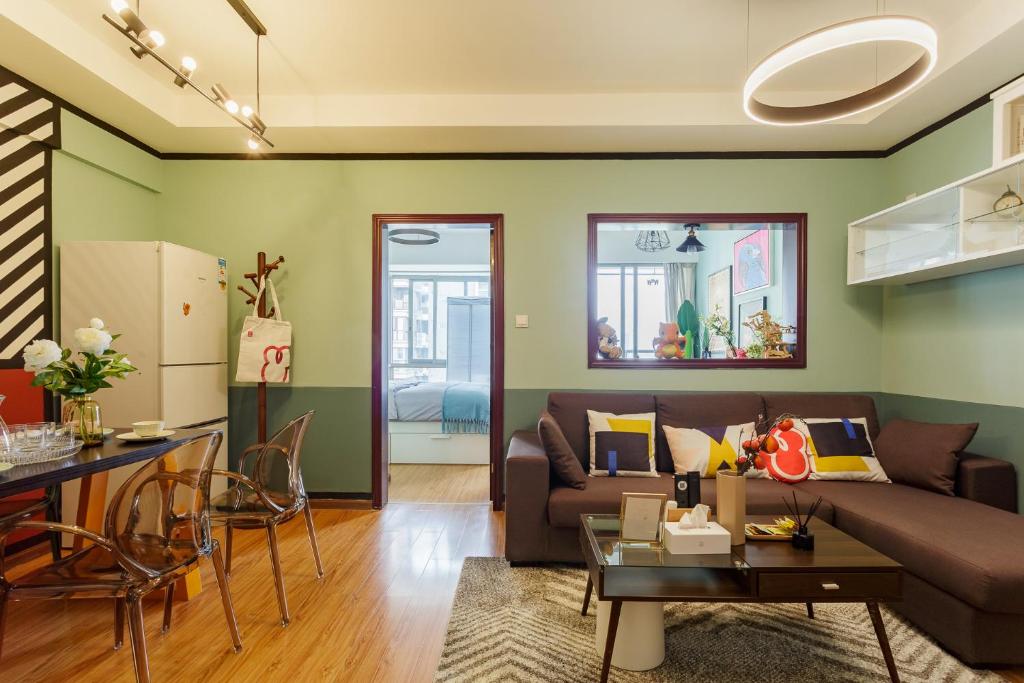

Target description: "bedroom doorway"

left=371, top=215, right=504, bottom=510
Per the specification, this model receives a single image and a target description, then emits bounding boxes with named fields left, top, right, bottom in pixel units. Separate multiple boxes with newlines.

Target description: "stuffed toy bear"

left=653, top=322, right=686, bottom=359
left=596, top=317, right=623, bottom=359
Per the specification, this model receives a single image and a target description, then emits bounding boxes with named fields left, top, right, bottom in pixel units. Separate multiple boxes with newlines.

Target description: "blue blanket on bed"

left=441, top=382, right=490, bottom=434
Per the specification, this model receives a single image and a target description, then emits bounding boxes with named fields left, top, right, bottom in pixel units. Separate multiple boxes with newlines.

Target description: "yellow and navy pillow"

left=586, top=410, right=658, bottom=477
left=662, top=423, right=761, bottom=478
left=804, top=417, right=890, bottom=483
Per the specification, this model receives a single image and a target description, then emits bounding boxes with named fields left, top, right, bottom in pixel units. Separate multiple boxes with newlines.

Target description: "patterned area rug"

left=435, top=558, right=1000, bottom=682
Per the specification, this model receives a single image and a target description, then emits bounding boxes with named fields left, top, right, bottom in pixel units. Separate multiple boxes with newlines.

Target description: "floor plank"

left=388, top=464, right=489, bottom=503
left=0, top=504, right=503, bottom=682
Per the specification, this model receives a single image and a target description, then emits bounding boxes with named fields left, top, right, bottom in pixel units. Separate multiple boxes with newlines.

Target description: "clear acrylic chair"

left=0, top=432, right=241, bottom=683
left=207, top=410, right=322, bottom=626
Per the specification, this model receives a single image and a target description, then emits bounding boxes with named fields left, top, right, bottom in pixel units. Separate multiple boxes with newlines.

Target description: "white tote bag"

left=236, top=276, right=292, bottom=383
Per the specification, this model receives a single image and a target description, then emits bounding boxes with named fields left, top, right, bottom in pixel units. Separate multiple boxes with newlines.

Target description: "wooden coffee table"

left=580, top=514, right=903, bottom=683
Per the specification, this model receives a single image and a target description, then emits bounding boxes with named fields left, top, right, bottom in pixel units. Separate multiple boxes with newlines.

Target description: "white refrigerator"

left=59, top=241, right=230, bottom=533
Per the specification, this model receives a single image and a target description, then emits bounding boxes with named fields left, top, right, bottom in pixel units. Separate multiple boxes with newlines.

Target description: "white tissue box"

left=663, top=521, right=732, bottom=555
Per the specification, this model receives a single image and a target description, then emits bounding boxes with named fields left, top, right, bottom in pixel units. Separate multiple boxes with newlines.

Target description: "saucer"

left=115, top=429, right=176, bottom=442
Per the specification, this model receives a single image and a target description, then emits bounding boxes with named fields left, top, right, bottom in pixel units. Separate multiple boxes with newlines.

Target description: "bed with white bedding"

left=388, top=381, right=490, bottom=464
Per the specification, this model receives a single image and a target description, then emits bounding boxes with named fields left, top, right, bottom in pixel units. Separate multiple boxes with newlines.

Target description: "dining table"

left=0, top=426, right=222, bottom=600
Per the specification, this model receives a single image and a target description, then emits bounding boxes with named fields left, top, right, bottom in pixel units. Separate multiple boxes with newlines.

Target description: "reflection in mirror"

left=589, top=215, right=805, bottom=368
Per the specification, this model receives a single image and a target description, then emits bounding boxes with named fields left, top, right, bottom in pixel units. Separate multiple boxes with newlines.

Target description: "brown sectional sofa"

left=504, top=391, right=1024, bottom=666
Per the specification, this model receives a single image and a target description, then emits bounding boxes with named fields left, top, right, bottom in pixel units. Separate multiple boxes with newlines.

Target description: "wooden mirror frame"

left=587, top=212, right=807, bottom=370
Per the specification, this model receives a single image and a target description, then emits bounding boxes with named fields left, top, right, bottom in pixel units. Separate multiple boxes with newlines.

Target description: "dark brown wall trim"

left=5, top=62, right=1019, bottom=162
left=163, top=150, right=886, bottom=161
left=0, top=64, right=159, bottom=158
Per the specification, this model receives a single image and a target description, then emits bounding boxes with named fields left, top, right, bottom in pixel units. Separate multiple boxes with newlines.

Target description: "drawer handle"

left=822, top=582, right=840, bottom=591
left=429, top=435, right=451, bottom=440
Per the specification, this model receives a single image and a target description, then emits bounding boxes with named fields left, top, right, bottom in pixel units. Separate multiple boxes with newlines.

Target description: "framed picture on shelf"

left=733, top=228, right=771, bottom=295
left=706, top=266, right=732, bottom=354
left=737, top=296, right=768, bottom=349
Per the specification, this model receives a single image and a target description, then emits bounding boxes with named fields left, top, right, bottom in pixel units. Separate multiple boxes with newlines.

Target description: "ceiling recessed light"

left=743, top=15, right=938, bottom=126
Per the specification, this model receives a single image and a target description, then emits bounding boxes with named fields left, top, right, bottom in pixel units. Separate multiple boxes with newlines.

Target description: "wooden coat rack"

left=237, top=252, right=285, bottom=443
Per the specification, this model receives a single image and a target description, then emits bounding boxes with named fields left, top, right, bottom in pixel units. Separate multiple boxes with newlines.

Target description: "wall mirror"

left=588, top=213, right=806, bottom=369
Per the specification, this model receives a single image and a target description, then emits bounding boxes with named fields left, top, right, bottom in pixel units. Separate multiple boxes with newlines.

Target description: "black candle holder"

left=783, top=493, right=822, bottom=552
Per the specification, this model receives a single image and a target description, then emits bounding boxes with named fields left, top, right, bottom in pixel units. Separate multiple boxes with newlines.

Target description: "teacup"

left=132, top=420, right=165, bottom=437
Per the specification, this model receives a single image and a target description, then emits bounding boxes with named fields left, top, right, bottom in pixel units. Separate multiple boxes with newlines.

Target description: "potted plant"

left=699, top=305, right=736, bottom=358
left=22, top=318, right=136, bottom=445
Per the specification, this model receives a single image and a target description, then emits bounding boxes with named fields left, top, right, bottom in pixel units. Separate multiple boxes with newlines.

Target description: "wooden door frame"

left=371, top=214, right=505, bottom=511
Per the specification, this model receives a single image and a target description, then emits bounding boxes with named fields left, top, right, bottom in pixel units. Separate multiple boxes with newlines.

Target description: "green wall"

left=51, top=111, right=161, bottom=333
left=153, top=157, right=884, bottom=492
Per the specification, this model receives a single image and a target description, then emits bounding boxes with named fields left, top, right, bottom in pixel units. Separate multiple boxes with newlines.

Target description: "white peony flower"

left=89, top=317, right=105, bottom=330
left=22, top=339, right=62, bottom=373
left=74, top=327, right=113, bottom=355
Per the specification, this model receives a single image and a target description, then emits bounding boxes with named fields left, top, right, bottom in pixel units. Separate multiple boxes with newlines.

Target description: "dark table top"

left=0, top=428, right=222, bottom=497
left=580, top=513, right=901, bottom=572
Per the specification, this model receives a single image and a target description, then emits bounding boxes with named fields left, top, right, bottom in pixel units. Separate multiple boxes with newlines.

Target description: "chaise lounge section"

left=505, top=391, right=1024, bottom=666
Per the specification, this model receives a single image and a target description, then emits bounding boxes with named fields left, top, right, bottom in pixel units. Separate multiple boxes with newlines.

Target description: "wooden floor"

left=0, top=504, right=503, bottom=682
left=389, top=464, right=490, bottom=503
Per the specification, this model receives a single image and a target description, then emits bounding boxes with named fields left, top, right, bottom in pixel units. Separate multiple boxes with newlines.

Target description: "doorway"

left=371, top=214, right=504, bottom=510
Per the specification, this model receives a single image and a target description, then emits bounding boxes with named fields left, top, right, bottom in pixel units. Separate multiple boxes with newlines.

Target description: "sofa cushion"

left=803, top=417, right=890, bottom=483
left=587, top=410, right=658, bottom=477
left=537, top=411, right=586, bottom=490
left=794, top=480, right=1024, bottom=614
left=762, top=393, right=880, bottom=439
left=547, top=392, right=656, bottom=470
left=547, top=474, right=834, bottom=528
left=875, top=419, right=978, bottom=496
left=655, top=393, right=765, bottom=472
left=662, top=422, right=756, bottom=477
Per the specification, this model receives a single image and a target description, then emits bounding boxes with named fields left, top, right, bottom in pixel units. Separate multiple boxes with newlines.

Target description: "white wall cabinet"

left=848, top=157, right=1024, bottom=285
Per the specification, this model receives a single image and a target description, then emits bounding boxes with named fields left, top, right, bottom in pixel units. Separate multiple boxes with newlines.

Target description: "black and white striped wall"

left=0, top=66, right=60, bottom=368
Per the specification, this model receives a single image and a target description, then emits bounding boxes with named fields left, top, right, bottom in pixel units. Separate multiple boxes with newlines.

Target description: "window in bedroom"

left=389, top=274, right=489, bottom=381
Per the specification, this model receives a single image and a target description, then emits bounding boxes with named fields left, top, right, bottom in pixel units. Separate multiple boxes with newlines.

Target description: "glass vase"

left=63, top=396, right=104, bottom=446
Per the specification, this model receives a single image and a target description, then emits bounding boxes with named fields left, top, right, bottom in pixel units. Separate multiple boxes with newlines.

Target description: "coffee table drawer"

left=758, top=572, right=900, bottom=600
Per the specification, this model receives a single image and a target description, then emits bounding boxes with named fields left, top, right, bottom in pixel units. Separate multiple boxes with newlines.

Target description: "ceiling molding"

left=5, top=63, right=1015, bottom=163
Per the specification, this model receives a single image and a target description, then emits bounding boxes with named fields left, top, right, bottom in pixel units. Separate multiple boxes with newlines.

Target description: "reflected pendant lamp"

left=635, top=229, right=671, bottom=253
left=676, top=224, right=706, bottom=253
left=743, top=15, right=938, bottom=126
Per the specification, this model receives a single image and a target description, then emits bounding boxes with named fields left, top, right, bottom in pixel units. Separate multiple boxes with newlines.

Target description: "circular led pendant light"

left=388, top=228, right=440, bottom=246
left=743, top=15, right=937, bottom=126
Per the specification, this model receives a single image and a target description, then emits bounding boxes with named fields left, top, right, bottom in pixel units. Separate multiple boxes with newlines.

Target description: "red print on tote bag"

left=261, top=345, right=290, bottom=382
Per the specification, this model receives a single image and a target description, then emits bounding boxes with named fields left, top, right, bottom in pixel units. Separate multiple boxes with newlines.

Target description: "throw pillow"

left=758, top=423, right=811, bottom=484
left=662, top=423, right=759, bottom=478
left=874, top=419, right=978, bottom=496
left=586, top=410, right=658, bottom=477
left=537, top=411, right=587, bottom=490
left=804, top=417, right=890, bottom=483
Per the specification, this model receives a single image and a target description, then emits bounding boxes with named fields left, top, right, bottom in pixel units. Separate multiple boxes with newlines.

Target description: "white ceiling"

left=1, top=0, right=1023, bottom=153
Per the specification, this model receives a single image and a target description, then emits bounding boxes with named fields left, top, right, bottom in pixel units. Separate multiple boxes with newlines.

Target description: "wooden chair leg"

left=266, top=523, right=290, bottom=626
left=126, top=596, right=151, bottom=683
left=161, top=583, right=175, bottom=633
left=0, top=586, right=8, bottom=662
left=302, top=502, right=325, bottom=579
left=212, top=542, right=243, bottom=653
left=806, top=602, right=814, bottom=619
left=224, top=522, right=233, bottom=576
left=114, top=597, right=125, bottom=650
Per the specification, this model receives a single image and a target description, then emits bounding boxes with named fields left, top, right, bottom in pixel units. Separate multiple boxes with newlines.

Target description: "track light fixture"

left=103, top=0, right=274, bottom=150
left=173, top=56, right=196, bottom=87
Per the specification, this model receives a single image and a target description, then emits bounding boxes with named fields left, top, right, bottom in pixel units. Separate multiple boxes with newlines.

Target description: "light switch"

left=515, top=314, right=529, bottom=328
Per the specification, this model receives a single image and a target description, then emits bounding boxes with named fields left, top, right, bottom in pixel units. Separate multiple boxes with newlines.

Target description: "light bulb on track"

left=247, top=136, right=260, bottom=151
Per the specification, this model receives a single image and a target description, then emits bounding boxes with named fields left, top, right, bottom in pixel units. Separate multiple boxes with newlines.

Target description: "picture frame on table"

left=706, top=266, right=732, bottom=354
left=619, top=492, right=667, bottom=543
left=733, top=228, right=771, bottom=295
left=737, top=296, right=768, bottom=349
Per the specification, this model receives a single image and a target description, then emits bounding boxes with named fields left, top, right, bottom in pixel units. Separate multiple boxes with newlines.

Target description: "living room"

left=0, top=1, right=1023, bottom=682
